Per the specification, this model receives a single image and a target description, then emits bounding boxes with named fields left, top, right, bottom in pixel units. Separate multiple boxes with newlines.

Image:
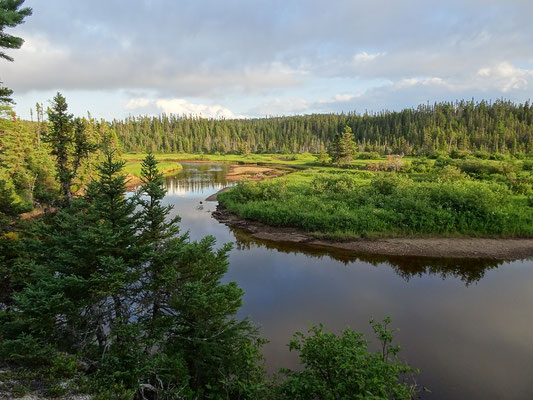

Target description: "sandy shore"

left=205, top=164, right=286, bottom=201
left=212, top=205, right=533, bottom=260
left=225, top=165, right=285, bottom=182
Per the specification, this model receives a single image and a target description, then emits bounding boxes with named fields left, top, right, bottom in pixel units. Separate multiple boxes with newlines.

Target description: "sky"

left=3, top=0, right=533, bottom=120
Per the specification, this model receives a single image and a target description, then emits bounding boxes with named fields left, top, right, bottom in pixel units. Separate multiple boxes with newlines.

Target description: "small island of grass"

left=216, top=153, right=533, bottom=257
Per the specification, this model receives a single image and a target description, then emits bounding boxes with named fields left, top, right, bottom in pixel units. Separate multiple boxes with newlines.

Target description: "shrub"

left=473, top=150, right=491, bottom=160
left=489, top=153, right=508, bottom=161
left=229, top=180, right=288, bottom=202
left=371, top=173, right=412, bottom=195
left=522, top=160, right=533, bottom=171
left=277, top=318, right=420, bottom=400
left=356, top=151, right=380, bottom=159
left=456, top=159, right=500, bottom=175
left=409, top=158, right=432, bottom=173
left=366, top=155, right=405, bottom=172
left=434, top=155, right=453, bottom=169
left=311, top=174, right=359, bottom=194
left=428, top=150, right=449, bottom=159
left=438, top=165, right=467, bottom=182
left=450, top=149, right=471, bottom=159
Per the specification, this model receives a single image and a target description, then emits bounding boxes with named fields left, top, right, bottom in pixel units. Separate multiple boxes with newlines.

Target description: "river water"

left=161, top=162, right=533, bottom=400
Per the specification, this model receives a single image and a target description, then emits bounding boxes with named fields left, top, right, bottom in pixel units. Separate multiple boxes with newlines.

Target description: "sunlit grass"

left=123, top=160, right=183, bottom=177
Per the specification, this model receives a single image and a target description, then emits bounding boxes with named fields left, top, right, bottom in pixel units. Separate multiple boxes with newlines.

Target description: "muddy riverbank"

left=212, top=205, right=533, bottom=260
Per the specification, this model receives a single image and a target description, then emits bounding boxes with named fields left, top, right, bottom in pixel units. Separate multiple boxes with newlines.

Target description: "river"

left=160, top=162, right=533, bottom=400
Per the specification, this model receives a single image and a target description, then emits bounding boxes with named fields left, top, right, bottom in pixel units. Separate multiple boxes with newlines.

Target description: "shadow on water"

left=230, top=227, right=504, bottom=286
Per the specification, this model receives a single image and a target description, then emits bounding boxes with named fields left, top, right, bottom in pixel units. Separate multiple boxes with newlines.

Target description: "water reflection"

left=163, top=162, right=232, bottom=196
left=231, top=228, right=503, bottom=286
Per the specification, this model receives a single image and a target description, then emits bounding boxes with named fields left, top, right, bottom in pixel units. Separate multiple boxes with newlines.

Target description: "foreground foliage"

left=0, top=152, right=421, bottom=399
left=277, top=318, right=420, bottom=400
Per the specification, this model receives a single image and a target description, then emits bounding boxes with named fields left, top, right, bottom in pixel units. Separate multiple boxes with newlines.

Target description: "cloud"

left=125, top=97, right=246, bottom=119
left=353, top=52, right=385, bottom=63
left=124, top=98, right=152, bottom=110
left=5, top=0, right=533, bottom=119
left=477, top=62, right=532, bottom=92
left=317, top=93, right=357, bottom=104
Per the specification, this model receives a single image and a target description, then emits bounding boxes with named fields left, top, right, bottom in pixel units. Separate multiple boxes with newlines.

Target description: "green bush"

left=522, top=160, right=533, bottom=171
left=434, top=155, right=453, bottom=169
left=473, top=150, right=491, bottom=160
left=230, top=180, right=288, bottom=202
left=371, top=173, right=412, bottom=195
left=490, top=153, right=507, bottom=161
left=219, top=167, right=532, bottom=238
left=456, top=159, right=501, bottom=175
left=438, top=165, right=467, bottom=182
left=356, top=151, right=380, bottom=159
left=311, top=174, right=360, bottom=194
left=450, top=149, right=471, bottom=159
left=277, top=318, right=420, bottom=400
left=409, top=158, right=432, bottom=173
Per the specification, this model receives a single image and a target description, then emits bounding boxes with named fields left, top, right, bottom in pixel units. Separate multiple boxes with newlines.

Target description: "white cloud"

left=124, top=97, right=246, bottom=119
left=395, top=77, right=449, bottom=89
left=124, top=98, right=152, bottom=109
left=353, top=51, right=385, bottom=63
left=155, top=98, right=245, bottom=119
left=317, top=93, right=357, bottom=104
left=476, top=62, right=532, bottom=92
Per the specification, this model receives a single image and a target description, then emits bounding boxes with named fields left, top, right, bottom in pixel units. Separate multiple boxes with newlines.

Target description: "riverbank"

left=205, top=164, right=286, bottom=201
left=123, top=160, right=183, bottom=189
left=212, top=205, right=533, bottom=260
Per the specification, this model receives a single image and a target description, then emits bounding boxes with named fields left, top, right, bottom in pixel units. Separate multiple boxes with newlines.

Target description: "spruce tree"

left=329, top=125, right=356, bottom=166
left=136, top=153, right=180, bottom=326
left=44, top=93, right=96, bottom=202
left=0, top=0, right=32, bottom=103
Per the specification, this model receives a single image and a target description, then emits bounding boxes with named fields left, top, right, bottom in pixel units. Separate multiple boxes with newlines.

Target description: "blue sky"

left=3, top=0, right=533, bottom=120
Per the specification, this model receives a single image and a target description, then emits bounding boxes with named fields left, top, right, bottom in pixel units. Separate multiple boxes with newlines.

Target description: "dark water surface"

left=162, top=163, right=533, bottom=400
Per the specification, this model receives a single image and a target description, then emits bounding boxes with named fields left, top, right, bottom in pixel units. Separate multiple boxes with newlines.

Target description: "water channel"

left=159, top=162, right=533, bottom=400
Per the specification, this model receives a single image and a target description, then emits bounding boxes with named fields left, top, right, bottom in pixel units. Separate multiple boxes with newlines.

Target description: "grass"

left=217, top=157, right=533, bottom=239
left=122, top=160, right=183, bottom=177
left=121, top=152, right=533, bottom=238
left=122, top=152, right=319, bottom=167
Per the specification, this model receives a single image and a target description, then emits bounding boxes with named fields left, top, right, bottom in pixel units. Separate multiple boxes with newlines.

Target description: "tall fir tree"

left=44, top=93, right=96, bottom=202
left=329, top=125, right=356, bottom=166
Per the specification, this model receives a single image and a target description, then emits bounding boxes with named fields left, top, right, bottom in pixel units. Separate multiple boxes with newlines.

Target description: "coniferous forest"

left=113, top=100, right=533, bottom=156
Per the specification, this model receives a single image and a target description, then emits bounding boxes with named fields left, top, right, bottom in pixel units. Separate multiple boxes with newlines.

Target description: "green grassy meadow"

left=217, top=154, right=533, bottom=239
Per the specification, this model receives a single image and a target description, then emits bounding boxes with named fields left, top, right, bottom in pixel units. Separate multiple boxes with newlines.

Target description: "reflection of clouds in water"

left=165, top=180, right=227, bottom=196
left=163, top=162, right=232, bottom=196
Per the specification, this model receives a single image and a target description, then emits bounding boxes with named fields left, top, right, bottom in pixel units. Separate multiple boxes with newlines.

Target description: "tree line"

left=112, top=100, right=533, bottom=156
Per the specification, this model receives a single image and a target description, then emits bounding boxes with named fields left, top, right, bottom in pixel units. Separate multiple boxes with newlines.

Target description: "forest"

left=113, top=100, right=533, bottom=156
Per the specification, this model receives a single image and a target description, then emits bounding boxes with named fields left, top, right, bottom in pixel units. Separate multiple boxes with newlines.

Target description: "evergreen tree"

left=0, top=0, right=32, bottom=103
left=329, top=125, right=356, bottom=165
left=44, top=93, right=96, bottom=202
left=136, top=153, right=180, bottom=325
